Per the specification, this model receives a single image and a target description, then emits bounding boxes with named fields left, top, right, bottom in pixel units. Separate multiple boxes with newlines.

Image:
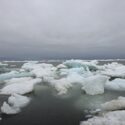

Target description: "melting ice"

left=0, top=60, right=125, bottom=124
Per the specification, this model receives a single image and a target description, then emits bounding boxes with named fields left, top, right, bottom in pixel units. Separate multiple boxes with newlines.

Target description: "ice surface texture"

left=1, top=60, right=125, bottom=119
left=1, top=94, right=30, bottom=114
left=80, top=110, right=125, bottom=125
left=0, top=77, right=42, bottom=95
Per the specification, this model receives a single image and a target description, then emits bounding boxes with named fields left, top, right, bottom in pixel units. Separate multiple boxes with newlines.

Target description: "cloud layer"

left=0, top=0, right=125, bottom=59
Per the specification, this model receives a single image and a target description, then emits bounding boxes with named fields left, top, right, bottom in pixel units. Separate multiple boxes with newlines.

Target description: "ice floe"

left=101, top=62, right=125, bottom=78
left=8, top=93, right=30, bottom=108
left=81, top=75, right=109, bottom=95
left=22, top=62, right=53, bottom=71
left=1, top=94, right=30, bottom=114
left=50, top=78, right=72, bottom=95
left=5, top=77, right=33, bottom=86
left=56, top=64, right=67, bottom=69
left=49, top=74, right=109, bottom=95
left=80, top=110, right=125, bottom=125
left=1, top=102, right=20, bottom=114
left=0, top=77, right=42, bottom=95
left=0, top=71, right=34, bottom=81
left=81, top=96, right=125, bottom=125
left=105, top=78, right=125, bottom=91
left=2, top=60, right=125, bottom=96
left=58, top=67, right=93, bottom=78
left=22, top=62, right=57, bottom=81
left=63, top=60, right=98, bottom=71
left=101, top=96, right=125, bottom=111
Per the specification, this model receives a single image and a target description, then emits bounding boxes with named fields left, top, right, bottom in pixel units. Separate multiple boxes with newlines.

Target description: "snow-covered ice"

left=81, top=75, right=109, bottom=95
left=101, top=62, right=125, bottom=78
left=1, top=102, right=20, bottom=114
left=8, top=93, right=31, bottom=108
left=22, top=62, right=54, bottom=71
left=0, top=71, right=34, bottom=81
left=1, top=94, right=30, bottom=114
left=81, top=96, right=125, bottom=125
left=22, top=62, right=57, bottom=81
left=0, top=77, right=42, bottom=95
left=63, top=60, right=98, bottom=71
left=1, top=59, right=125, bottom=123
left=5, top=77, right=33, bottom=86
left=105, top=78, right=125, bottom=91
left=56, top=64, right=67, bottom=69
left=101, top=96, right=125, bottom=111
left=80, top=110, right=125, bottom=125
left=51, top=78, right=72, bottom=95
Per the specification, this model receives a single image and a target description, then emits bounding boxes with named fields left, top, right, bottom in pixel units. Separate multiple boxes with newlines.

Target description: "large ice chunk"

left=8, top=93, right=31, bottom=108
left=105, top=78, right=125, bottom=91
left=31, top=67, right=56, bottom=78
left=21, top=61, right=38, bottom=70
left=22, top=62, right=57, bottom=80
left=67, top=72, right=85, bottom=84
left=63, top=60, right=98, bottom=71
left=56, top=64, right=67, bottom=69
left=0, top=71, right=33, bottom=81
left=50, top=74, right=109, bottom=95
left=1, top=102, right=20, bottom=114
left=101, top=96, right=125, bottom=111
left=51, top=78, right=72, bottom=95
left=50, top=72, right=86, bottom=95
left=80, top=110, right=125, bottom=125
left=22, top=62, right=54, bottom=71
left=1, top=94, right=30, bottom=114
left=0, top=77, right=42, bottom=95
left=101, top=62, right=125, bottom=78
left=82, top=75, right=109, bottom=95
left=58, top=67, right=93, bottom=77
left=5, top=77, right=33, bottom=86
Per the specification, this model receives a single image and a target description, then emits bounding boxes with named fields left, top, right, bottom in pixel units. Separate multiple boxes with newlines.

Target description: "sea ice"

left=56, top=64, right=67, bottom=69
left=5, top=77, right=33, bottom=86
left=81, top=75, right=109, bottom=95
left=31, top=67, right=56, bottom=78
left=66, top=72, right=85, bottom=84
left=0, top=78, right=42, bottom=95
left=1, top=94, right=30, bottom=114
left=63, top=60, right=98, bottom=71
left=80, top=110, right=125, bottom=125
left=58, top=67, right=92, bottom=77
left=105, top=78, right=125, bottom=91
left=21, top=61, right=39, bottom=70
left=1, top=102, right=20, bottom=114
left=101, top=96, right=125, bottom=111
left=8, top=93, right=31, bottom=108
left=51, top=78, right=72, bottom=95
left=101, top=62, right=125, bottom=78
left=22, top=62, right=54, bottom=71
left=50, top=72, right=87, bottom=95
left=0, top=71, right=34, bottom=81
left=50, top=73, right=109, bottom=95
left=22, top=62, right=57, bottom=80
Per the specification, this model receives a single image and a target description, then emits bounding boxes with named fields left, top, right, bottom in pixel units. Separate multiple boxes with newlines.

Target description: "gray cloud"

left=0, top=0, right=125, bottom=59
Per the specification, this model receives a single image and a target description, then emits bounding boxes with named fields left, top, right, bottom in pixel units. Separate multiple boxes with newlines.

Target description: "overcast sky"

left=0, top=0, right=125, bottom=60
